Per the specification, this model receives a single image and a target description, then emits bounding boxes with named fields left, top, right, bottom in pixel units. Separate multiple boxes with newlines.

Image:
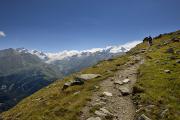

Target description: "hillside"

left=1, top=30, right=180, bottom=120
left=0, top=48, right=62, bottom=112
left=0, top=44, right=129, bottom=113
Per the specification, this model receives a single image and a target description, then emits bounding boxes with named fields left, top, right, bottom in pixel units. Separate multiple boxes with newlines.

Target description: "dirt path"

left=80, top=55, right=144, bottom=120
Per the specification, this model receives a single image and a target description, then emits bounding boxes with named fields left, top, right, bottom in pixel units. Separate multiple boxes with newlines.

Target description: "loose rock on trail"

left=80, top=55, right=144, bottom=120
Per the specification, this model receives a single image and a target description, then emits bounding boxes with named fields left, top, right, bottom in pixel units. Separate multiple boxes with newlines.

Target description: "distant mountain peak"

left=15, top=40, right=141, bottom=62
left=45, top=40, right=141, bottom=62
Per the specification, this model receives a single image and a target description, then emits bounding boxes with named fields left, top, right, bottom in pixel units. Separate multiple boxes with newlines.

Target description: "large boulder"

left=62, top=78, right=84, bottom=91
left=62, top=74, right=101, bottom=90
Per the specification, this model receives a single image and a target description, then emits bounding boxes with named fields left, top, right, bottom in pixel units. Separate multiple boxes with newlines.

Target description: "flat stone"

left=87, top=117, right=101, bottom=120
left=164, top=70, right=171, bottom=73
left=122, top=79, right=130, bottom=83
left=95, top=110, right=107, bottom=116
left=92, top=101, right=106, bottom=106
left=77, top=74, right=101, bottom=80
left=100, top=108, right=113, bottom=116
left=73, top=91, right=80, bottom=95
left=103, top=92, right=113, bottom=97
left=119, top=87, right=131, bottom=96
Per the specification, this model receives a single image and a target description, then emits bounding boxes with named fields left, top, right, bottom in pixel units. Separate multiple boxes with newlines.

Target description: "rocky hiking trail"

left=80, top=55, right=144, bottom=120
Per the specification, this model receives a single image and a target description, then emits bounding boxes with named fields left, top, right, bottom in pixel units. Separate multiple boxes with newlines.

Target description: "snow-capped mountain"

left=16, top=48, right=48, bottom=60
left=15, top=41, right=141, bottom=75
left=46, top=41, right=140, bottom=62
left=0, top=40, right=140, bottom=111
left=16, top=41, right=140, bottom=62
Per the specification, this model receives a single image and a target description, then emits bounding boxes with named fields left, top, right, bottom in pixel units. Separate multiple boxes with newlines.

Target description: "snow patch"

left=16, top=40, right=141, bottom=62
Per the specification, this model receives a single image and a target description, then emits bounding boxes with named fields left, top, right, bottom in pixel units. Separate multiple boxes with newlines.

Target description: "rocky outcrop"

left=62, top=74, right=101, bottom=90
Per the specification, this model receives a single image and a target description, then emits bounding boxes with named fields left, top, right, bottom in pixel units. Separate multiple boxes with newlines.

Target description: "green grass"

left=1, top=53, right=130, bottom=120
left=133, top=30, right=180, bottom=120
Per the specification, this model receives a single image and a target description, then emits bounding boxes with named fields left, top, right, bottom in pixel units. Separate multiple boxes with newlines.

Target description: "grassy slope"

left=1, top=54, right=130, bottom=120
left=1, top=30, right=180, bottom=120
left=132, top=30, right=180, bottom=120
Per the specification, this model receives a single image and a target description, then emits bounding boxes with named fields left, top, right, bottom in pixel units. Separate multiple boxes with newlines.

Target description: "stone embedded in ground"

left=140, top=105, right=155, bottom=113
left=87, top=117, right=101, bottom=120
left=160, top=109, right=168, bottom=118
left=166, top=48, right=174, bottom=53
left=100, top=97, right=108, bottom=102
left=164, top=69, right=171, bottom=73
left=100, top=108, right=113, bottom=116
left=163, top=41, right=170, bottom=45
left=62, top=79, right=84, bottom=90
left=103, top=92, right=113, bottom=97
left=171, top=38, right=180, bottom=42
left=138, top=114, right=151, bottom=120
left=176, top=59, right=180, bottom=63
left=169, top=56, right=177, bottom=60
left=35, top=98, right=42, bottom=101
left=94, top=108, right=113, bottom=118
left=176, top=50, right=180, bottom=55
left=92, top=101, right=106, bottom=106
left=135, top=107, right=144, bottom=113
left=95, top=110, right=107, bottom=116
left=114, top=80, right=123, bottom=85
left=119, top=86, right=131, bottom=96
left=95, top=86, right=100, bottom=89
left=122, top=79, right=130, bottom=84
left=62, top=82, right=71, bottom=89
left=77, top=74, right=101, bottom=80
left=73, top=91, right=80, bottom=95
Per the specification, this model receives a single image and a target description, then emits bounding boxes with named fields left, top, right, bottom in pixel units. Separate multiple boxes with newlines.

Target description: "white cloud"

left=109, top=40, right=142, bottom=53
left=0, top=31, right=6, bottom=38
left=45, top=40, right=142, bottom=62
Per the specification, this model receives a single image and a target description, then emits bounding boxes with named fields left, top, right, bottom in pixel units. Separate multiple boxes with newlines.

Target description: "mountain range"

left=17, top=41, right=140, bottom=75
left=0, top=41, right=140, bottom=112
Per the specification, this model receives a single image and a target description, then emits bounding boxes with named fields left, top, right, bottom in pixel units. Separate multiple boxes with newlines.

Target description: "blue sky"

left=0, top=0, right=180, bottom=52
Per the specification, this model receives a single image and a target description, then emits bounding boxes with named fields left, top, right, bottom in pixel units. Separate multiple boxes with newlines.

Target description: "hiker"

left=148, top=36, right=153, bottom=46
left=143, top=36, right=153, bottom=46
